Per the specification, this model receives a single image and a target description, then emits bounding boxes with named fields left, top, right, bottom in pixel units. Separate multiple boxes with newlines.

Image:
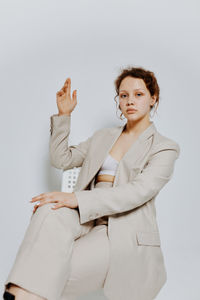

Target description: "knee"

left=32, top=202, right=54, bottom=215
left=32, top=203, right=77, bottom=217
left=30, top=203, right=80, bottom=232
left=29, top=203, right=54, bottom=225
left=31, top=203, right=72, bottom=221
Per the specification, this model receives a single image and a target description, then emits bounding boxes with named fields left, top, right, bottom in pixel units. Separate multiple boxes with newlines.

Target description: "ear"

left=150, top=95, right=157, bottom=107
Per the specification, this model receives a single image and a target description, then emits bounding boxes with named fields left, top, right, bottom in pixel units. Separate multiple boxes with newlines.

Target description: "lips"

left=127, top=109, right=137, bottom=113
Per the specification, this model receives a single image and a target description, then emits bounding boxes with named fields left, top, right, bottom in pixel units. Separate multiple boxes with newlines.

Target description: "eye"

left=137, top=93, right=142, bottom=96
left=120, top=94, right=127, bottom=98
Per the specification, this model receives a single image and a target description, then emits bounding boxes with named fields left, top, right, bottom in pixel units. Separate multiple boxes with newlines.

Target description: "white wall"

left=0, top=0, right=199, bottom=299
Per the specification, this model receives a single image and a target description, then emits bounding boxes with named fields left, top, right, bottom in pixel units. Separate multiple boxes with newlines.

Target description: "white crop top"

left=97, top=154, right=119, bottom=176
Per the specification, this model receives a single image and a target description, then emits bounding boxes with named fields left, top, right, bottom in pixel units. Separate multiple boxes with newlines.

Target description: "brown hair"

left=114, top=66, right=160, bottom=119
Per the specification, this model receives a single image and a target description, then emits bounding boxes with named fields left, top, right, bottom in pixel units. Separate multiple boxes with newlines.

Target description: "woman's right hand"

left=56, top=77, right=77, bottom=116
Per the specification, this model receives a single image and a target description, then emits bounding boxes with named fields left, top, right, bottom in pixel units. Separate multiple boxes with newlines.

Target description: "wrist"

left=58, top=113, right=71, bottom=116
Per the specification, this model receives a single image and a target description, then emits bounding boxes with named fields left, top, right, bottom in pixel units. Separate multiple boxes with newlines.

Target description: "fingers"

left=61, top=78, right=70, bottom=95
left=30, top=191, right=62, bottom=214
left=55, top=78, right=69, bottom=98
left=72, top=89, right=77, bottom=102
left=33, top=203, right=40, bottom=213
left=51, top=203, right=64, bottom=209
left=62, top=78, right=69, bottom=93
left=62, top=78, right=77, bottom=101
left=31, top=192, right=53, bottom=203
left=32, top=200, right=57, bottom=213
left=66, top=77, right=71, bottom=97
left=56, top=78, right=76, bottom=101
left=56, top=90, right=64, bottom=97
left=32, top=201, right=64, bottom=213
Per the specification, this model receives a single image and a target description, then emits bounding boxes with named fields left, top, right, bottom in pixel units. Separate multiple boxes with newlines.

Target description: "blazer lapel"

left=119, top=121, right=157, bottom=167
left=74, top=121, right=157, bottom=191
left=112, top=121, right=157, bottom=186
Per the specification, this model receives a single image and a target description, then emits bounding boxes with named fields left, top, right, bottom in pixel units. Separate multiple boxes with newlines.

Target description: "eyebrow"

left=119, top=89, right=145, bottom=92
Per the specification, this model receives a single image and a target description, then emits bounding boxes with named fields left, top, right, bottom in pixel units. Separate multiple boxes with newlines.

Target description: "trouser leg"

left=4, top=203, right=95, bottom=300
left=60, top=224, right=110, bottom=300
left=59, top=180, right=112, bottom=299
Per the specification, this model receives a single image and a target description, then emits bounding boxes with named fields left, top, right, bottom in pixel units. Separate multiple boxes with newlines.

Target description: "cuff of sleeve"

left=50, top=114, right=71, bottom=134
left=74, top=190, right=101, bottom=224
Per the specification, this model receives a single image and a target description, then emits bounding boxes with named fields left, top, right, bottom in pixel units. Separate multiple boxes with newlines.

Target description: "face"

left=118, top=76, right=156, bottom=122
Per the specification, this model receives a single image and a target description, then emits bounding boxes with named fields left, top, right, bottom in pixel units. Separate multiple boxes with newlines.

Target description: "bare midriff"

left=95, top=174, right=115, bottom=183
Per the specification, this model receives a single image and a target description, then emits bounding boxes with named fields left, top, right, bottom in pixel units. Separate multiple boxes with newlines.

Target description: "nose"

left=127, top=96, right=135, bottom=105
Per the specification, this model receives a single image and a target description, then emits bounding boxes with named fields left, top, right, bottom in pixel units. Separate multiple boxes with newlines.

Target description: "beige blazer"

left=49, top=114, right=180, bottom=300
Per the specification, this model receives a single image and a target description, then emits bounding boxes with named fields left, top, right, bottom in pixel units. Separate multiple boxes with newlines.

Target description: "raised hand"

left=56, top=77, right=77, bottom=116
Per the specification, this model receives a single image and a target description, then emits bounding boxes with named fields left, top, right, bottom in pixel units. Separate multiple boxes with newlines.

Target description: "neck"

left=124, top=117, right=152, bottom=136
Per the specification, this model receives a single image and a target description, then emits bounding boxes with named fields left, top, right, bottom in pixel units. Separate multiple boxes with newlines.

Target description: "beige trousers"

left=4, top=181, right=113, bottom=300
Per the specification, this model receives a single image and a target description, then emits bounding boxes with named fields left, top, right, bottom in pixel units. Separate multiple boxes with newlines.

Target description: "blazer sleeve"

left=74, top=141, right=181, bottom=224
left=49, top=114, right=94, bottom=170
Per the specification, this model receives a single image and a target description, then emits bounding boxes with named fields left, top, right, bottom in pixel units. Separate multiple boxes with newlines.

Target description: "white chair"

left=61, top=167, right=81, bottom=192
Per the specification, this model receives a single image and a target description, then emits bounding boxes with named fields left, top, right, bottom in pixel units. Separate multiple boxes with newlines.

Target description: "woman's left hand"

left=30, top=191, right=78, bottom=213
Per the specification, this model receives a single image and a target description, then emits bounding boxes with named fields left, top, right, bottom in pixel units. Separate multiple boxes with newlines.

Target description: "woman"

left=3, top=67, right=180, bottom=300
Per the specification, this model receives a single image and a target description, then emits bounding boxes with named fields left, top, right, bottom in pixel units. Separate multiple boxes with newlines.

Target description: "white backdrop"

left=0, top=0, right=199, bottom=299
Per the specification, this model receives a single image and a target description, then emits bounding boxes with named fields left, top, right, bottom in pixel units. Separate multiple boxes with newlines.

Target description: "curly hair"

left=114, top=66, right=160, bottom=119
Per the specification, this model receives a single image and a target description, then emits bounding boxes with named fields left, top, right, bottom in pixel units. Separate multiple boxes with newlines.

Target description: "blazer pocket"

left=136, top=231, right=161, bottom=247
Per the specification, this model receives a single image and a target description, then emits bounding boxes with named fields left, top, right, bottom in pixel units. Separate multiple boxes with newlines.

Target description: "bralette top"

left=97, top=153, right=119, bottom=176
